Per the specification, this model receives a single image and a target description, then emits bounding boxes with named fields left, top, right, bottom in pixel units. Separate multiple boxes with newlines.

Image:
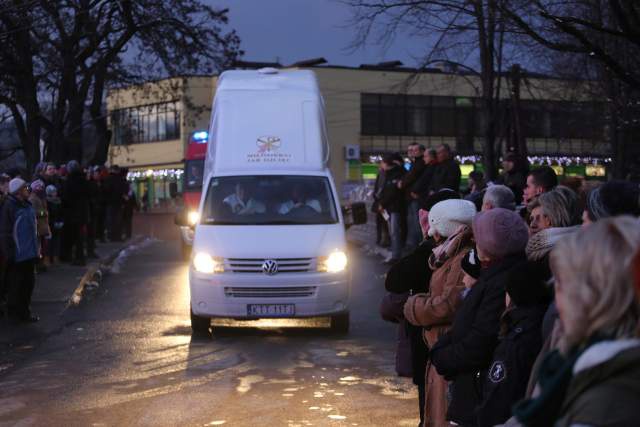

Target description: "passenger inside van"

left=223, top=183, right=266, bottom=215
left=278, top=183, right=321, bottom=215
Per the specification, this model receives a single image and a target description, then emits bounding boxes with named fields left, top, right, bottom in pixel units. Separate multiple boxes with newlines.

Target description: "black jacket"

left=378, top=165, right=406, bottom=213
left=103, top=173, right=128, bottom=206
left=476, top=304, right=547, bottom=427
left=400, top=157, right=426, bottom=195
left=62, top=171, right=90, bottom=225
left=430, top=253, right=526, bottom=426
left=411, top=163, right=435, bottom=197
left=384, top=238, right=435, bottom=294
left=429, top=158, right=461, bottom=193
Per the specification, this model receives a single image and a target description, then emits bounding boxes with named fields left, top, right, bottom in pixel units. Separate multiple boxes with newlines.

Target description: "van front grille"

left=224, top=286, right=317, bottom=298
left=225, top=258, right=313, bottom=273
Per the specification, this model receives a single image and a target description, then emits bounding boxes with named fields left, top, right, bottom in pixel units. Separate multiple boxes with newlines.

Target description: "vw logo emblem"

left=262, top=259, right=278, bottom=275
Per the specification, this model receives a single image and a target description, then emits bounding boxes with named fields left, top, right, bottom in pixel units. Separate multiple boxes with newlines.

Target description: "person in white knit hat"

left=403, top=198, right=477, bottom=426
left=0, top=177, right=39, bottom=323
left=428, top=198, right=478, bottom=239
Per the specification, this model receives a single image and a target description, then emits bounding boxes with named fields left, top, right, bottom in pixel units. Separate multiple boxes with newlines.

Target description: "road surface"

left=0, top=217, right=419, bottom=427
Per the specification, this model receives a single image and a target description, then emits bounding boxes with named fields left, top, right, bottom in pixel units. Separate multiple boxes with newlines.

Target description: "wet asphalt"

left=0, top=233, right=419, bottom=427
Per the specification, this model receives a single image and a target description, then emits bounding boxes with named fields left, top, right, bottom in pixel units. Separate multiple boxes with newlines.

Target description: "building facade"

left=107, top=64, right=609, bottom=206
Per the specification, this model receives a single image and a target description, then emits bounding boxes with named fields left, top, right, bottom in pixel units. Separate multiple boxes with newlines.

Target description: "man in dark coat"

left=103, top=165, right=128, bottom=242
left=0, top=178, right=39, bottom=322
left=61, top=161, right=90, bottom=265
left=429, top=144, right=461, bottom=194
left=372, top=163, right=390, bottom=247
left=377, top=153, right=406, bottom=263
left=430, top=208, right=529, bottom=426
left=411, top=148, right=437, bottom=198
left=398, top=143, right=426, bottom=250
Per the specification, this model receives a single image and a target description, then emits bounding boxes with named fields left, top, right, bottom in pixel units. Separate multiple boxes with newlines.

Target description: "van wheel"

left=330, top=312, right=350, bottom=334
left=181, top=242, right=192, bottom=262
left=190, top=307, right=210, bottom=335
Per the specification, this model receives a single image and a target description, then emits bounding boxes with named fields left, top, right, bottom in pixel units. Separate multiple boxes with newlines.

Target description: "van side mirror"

left=342, top=202, right=367, bottom=229
left=175, top=209, right=188, bottom=226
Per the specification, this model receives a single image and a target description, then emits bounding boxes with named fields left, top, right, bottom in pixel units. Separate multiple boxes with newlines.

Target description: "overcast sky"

left=205, top=0, right=425, bottom=67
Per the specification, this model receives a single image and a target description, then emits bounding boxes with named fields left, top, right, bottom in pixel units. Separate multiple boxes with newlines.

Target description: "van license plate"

left=247, top=304, right=295, bottom=317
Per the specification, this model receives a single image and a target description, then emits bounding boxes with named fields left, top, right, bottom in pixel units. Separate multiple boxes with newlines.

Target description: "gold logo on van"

left=257, top=136, right=281, bottom=153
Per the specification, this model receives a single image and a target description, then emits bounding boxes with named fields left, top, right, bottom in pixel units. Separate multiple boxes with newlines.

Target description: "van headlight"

left=188, top=211, right=200, bottom=226
left=318, top=251, right=348, bottom=273
left=193, top=252, right=224, bottom=273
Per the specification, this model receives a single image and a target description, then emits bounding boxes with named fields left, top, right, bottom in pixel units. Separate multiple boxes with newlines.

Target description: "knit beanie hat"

left=45, top=185, right=58, bottom=197
left=586, top=180, right=640, bottom=221
left=428, top=199, right=477, bottom=238
left=461, top=248, right=481, bottom=279
left=9, top=177, right=27, bottom=194
left=505, top=260, right=552, bottom=307
left=30, top=179, right=45, bottom=193
left=472, top=208, right=529, bottom=260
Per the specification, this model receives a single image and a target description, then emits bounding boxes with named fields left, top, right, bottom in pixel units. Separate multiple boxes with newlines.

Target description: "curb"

left=66, top=236, right=146, bottom=308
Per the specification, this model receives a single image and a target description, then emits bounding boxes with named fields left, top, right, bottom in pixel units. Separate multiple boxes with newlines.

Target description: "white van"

left=185, top=69, right=364, bottom=334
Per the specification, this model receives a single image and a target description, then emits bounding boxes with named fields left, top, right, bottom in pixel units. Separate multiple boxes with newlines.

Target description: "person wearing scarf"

left=513, top=216, right=640, bottom=426
left=403, top=198, right=477, bottom=426
left=429, top=208, right=529, bottom=426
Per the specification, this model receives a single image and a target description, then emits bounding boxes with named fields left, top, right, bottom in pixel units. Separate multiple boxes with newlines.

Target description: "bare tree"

left=501, top=0, right=640, bottom=178
left=345, top=0, right=524, bottom=180
left=0, top=0, right=242, bottom=172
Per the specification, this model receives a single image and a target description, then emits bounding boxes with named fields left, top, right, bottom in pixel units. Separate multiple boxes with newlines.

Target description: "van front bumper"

left=189, top=270, right=350, bottom=318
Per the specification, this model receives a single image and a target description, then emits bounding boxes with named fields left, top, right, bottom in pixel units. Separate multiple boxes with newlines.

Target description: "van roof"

left=217, top=69, right=321, bottom=94
left=205, top=69, right=329, bottom=176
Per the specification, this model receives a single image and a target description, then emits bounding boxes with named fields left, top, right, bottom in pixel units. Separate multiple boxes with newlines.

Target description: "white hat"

left=428, top=199, right=477, bottom=238
left=9, top=178, right=27, bottom=194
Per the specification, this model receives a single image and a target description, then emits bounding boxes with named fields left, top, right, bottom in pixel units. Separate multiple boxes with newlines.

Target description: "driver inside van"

left=223, top=183, right=266, bottom=215
left=278, top=183, right=321, bottom=215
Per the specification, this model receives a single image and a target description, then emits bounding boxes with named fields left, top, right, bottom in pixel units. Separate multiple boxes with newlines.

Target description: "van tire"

left=330, top=312, right=350, bottom=334
left=190, top=307, right=210, bottom=335
left=181, top=242, right=192, bottom=262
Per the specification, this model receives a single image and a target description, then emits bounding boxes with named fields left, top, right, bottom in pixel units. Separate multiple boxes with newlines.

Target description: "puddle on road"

left=204, top=421, right=226, bottom=426
left=235, top=374, right=264, bottom=393
left=328, top=414, right=346, bottom=420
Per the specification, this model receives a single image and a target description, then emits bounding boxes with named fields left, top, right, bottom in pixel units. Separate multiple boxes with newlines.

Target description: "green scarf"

left=512, top=348, right=582, bottom=426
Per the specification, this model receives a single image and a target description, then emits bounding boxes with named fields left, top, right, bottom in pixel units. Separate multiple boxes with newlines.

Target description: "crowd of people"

left=0, top=162, right=139, bottom=324
left=377, top=144, right=640, bottom=426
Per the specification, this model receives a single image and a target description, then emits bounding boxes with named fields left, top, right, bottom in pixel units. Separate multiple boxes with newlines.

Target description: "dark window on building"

left=111, top=101, right=181, bottom=145
left=360, top=93, right=604, bottom=146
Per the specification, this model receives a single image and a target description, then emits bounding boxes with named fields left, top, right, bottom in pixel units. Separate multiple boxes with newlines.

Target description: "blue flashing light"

left=192, top=131, right=208, bottom=143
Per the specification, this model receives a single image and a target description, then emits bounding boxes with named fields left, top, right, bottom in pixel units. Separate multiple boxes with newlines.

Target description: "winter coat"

left=429, top=158, right=461, bottom=193
left=46, top=196, right=63, bottom=231
left=430, top=252, right=526, bottom=426
left=476, top=304, right=547, bottom=427
left=29, top=193, right=50, bottom=238
left=384, top=238, right=436, bottom=294
left=411, top=163, right=435, bottom=197
left=403, top=227, right=473, bottom=427
left=555, top=340, right=640, bottom=427
left=0, top=195, right=38, bottom=263
left=62, top=171, right=90, bottom=225
left=400, top=157, right=426, bottom=196
left=372, top=169, right=386, bottom=212
left=378, top=165, right=406, bottom=213
left=103, top=173, right=128, bottom=206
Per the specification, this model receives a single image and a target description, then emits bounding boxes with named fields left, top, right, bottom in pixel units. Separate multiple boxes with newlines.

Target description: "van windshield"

left=201, top=175, right=339, bottom=225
